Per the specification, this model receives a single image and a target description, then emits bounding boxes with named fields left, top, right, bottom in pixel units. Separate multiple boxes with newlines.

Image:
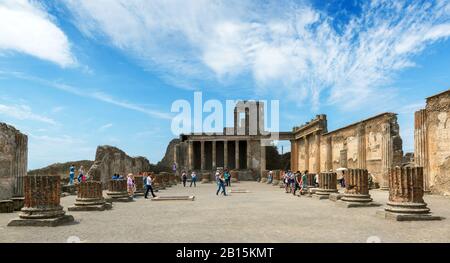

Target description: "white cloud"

left=64, top=0, right=450, bottom=111
left=98, top=123, right=113, bottom=132
left=0, top=103, right=57, bottom=125
left=0, top=0, right=75, bottom=67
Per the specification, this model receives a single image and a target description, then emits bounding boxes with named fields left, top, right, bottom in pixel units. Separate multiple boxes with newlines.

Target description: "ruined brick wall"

left=91, top=145, right=151, bottom=186
left=0, top=123, right=28, bottom=200
left=415, top=89, right=450, bottom=194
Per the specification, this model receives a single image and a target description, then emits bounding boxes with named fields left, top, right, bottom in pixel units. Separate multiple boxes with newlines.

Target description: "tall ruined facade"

left=0, top=123, right=28, bottom=201
left=291, top=113, right=403, bottom=187
left=414, top=89, right=450, bottom=194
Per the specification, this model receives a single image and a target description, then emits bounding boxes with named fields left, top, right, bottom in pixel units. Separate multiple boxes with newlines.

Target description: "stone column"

left=69, top=181, right=111, bottom=211
left=134, top=175, right=145, bottom=195
left=357, top=124, right=367, bottom=169
left=304, top=136, right=310, bottom=171
left=246, top=140, right=251, bottom=169
left=315, top=132, right=321, bottom=173
left=414, top=110, right=429, bottom=191
left=261, top=145, right=266, bottom=178
left=8, top=175, right=74, bottom=226
left=325, top=136, right=332, bottom=171
left=200, top=141, right=205, bottom=171
left=173, top=145, right=178, bottom=174
left=377, top=166, right=441, bottom=221
left=235, top=140, right=240, bottom=170
left=224, top=140, right=228, bottom=169
left=260, top=170, right=268, bottom=183
left=212, top=141, right=216, bottom=169
left=291, top=140, right=297, bottom=172
left=188, top=141, right=194, bottom=171
left=314, top=172, right=338, bottom=199
left=338, top=169, right=379, bottom=208
left=106, top=179, right=132, bottom=202
left=381, top=123, right=392, bottom=190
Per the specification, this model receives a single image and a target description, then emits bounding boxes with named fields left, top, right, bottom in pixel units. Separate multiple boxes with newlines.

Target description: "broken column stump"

left=161, top=172, right=171, bottom=187
left=0, top=200, right=14, bottom=213
left=106, top=179, right=132, bottom=202
left=272, top=170, right=281, bottom=186
left=201, top=172, right=211, bottom=183
left=69, top=181, right=112, bottom=211
left=151, top=195, right=195, bottom=201
left=8, top=175, right=75, bottom=226
left=133, top=175, right=144, bottom=196
left=169, top=173, right=177, bottom=185
left=337, top=169, right=380, bottom=208
left=61, top=184, right=77, bottom=195
left=260, top=170, right=268, bottom=183
left=154, top=174, right=165, bottom=190
left=314, top=172, right=338, bottom=200
left=230, top=170, right=239, bottom=183
left=377, top=167, right=443, bottom=221
left=11, top=196, right=25, bottom=211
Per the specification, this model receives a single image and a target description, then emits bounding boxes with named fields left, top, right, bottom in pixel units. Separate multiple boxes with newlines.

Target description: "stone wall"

left=292, top=113, right=403, bottom=188
left=0, top=123, right=28, bottom=200
left=90, top=145, right=151, bottom=186
left=415, top=89, right=450, bottom=194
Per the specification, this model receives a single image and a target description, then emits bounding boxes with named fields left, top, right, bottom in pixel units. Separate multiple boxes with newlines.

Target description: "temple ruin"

left=0, top=123, right=27, bottom=213
left=414, top=89, right=450, bottom=194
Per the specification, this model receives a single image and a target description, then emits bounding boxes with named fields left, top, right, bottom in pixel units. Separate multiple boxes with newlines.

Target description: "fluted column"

left=315, top=132, right=320, bottom=173
left=381, top=123, right=392, bottom=190
left=377, top=166, right=441, bottom=221
left=235, top=140, right=240, bottom=169
left=338, top=169, right=379, bottom=207
left=315, top=172, right=338, bottom=199
left=357, top=124, right=367, bottom=169
left=414, top=110, right=429, bottom=191
left=246, top=140, right=251, bottom=169
left=325, top=136, right=332, bottom=171
left=212, top=141, right=216, bottom=169
left=200, top=141, right=205, bottom=171
left=290, top=140, right=297, bottom=172
left=188, top=141, right=193, bottom=171
left=224, top=141, right=228, bottom=169
left=304, top=136, right=310, bottom=171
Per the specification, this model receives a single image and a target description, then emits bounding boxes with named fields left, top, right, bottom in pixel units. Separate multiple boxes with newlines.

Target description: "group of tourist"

left=215, top=168, right=231, bottom=196
left=110, top=172, right=157, bottom=199
left=180, top=170, right=198, bottom=187
left=69, top=164, right=86, bottom=185
left=281, top=170, right=310, bottom=196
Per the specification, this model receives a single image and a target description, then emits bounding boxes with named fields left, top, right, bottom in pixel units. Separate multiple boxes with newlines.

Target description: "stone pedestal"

left=337, top=169, right=380, bottom=208
left=134, top=176, right=144, bottom=196
left=154, top=174, right=165, bottom=190
left=230, top=170, right=239, bottom=183
left=11, top=196, right=24, bottom=211
left=161, top=172, right=171, bottom=187
left=260, top=170, right=268, bottom=183
left=314, top=172, right=338, bottom=200
left=106, top=179, right=132, bottom=202
left=201, top=172, right=211, bottom=183
left=69, top=181, right=112, bottom=211
left=169, top=174, right=177, bottom=185
left=8, top=175, right=75, bottom=226
left=61, top=184, right=77, bottom=195
left=377, top=167, right=442, bottom=221
left=0, top=200, right=14, bottom=213
left=305, top=173, right=316, bottom=188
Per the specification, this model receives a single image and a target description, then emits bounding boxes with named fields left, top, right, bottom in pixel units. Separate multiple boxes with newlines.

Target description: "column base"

left=68, top=202, right=112, bottom=211
left=134, top=190, right=144, bottom=197
left=105, top=192, right=133, bottom=202
left=0, top=200, right=14, bottom=213
left=151, top=195, right=195, bottom=201
left=260, top=178, right=267, bottom=183
left=376, top=210, right=443, bottom=221
left=8, top=215, right=75, bottom=227
left=336, top=200, right=381, bottom=208
left=313, top=189, right=338, bottom=200
left=329, top=193, right=343, bottom=202
left=62, top=184, right=77, bottom=195
left=337, top=194, right=381, bottom=208
left=379, top=186, right=389, bottom=191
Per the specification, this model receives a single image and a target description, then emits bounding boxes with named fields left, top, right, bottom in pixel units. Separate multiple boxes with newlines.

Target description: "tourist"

left=77, top=165, right=85, bottom=183
left=268, top=170, right=273, bottom=184
left=224, top=169, right=231, bottom=187
left=289, top=170, right=296, bottom=193
left=284, top=170, right=290, bottom=193
left=314, top=173, right=319, bottom=187
left=216, top=173, right=227, bottom=196
left=293, top=171, right=302, bottom=196
left=127, top=173, right=135, bottom=198
left=181, top=170, right=187, bottom=187
left=301, top=170, right=309, bottom=194
left=69, top=164, right=75, bottom=185
left=144, top=173, right=156, bottom=198
left=190, top=171, right=197, bottom=187
left=338, top=170, right=346, bottom=188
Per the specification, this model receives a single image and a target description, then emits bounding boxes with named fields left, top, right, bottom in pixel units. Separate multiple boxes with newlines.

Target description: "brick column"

left=377, top=166, right=441, bottom=221
left=134, top=175, right=145, bottom=195
left=106, top=179, right=132, bottom=202
left=338, top=169, right=379, bottom=208
left=200, top=141, right=205, bottom=171
left=314, top=172, right=338, bottom=199
left=414, top=110, right=430, bottom=191
left=246, top=140, right=251, bottom=169
left=212, top=141, right=216, bottom=169
left=235, top=140, right=240, bottom=169
left=188, top=141, right=193, bottom=171
left=224, top=140, right=228, bottom=169
left=8, top=175, right=74, bottom=226
left=69, top=181, right=111, bottom=211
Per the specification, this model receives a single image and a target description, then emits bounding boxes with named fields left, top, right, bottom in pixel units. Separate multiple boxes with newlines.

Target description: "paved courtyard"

left=1, top=181, right=450, bottom=243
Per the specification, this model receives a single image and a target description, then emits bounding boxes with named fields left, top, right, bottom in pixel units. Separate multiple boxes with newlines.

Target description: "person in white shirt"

left=144, top=173, right=156, bottom=198
left=190, top=171, right=197, bottom=187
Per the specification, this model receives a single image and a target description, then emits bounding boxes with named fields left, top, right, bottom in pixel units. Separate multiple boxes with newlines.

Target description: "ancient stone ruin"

left=337, top=169, right=380, bottom=208
left=414, top=89, right=450, bottom=194
left=106, top=179, right=132, bottom=202
left=8, top=175, right=74, bottom=226
left=0, top=123, right=27, bottom=213
left=69, top=181, right=112, bottom=211
left=90, top=145, right=151, bottom=187
left=314, top=172, right=338, bottom=199
left=377, top=166, right=442, bottom=221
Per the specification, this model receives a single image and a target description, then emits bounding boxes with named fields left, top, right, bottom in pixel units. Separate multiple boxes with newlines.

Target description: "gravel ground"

left=1, top=182, right=449, bottom=243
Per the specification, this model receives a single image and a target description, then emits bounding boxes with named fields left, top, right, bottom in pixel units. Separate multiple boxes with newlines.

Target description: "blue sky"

left=1, top=0, right=450, bottom=169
